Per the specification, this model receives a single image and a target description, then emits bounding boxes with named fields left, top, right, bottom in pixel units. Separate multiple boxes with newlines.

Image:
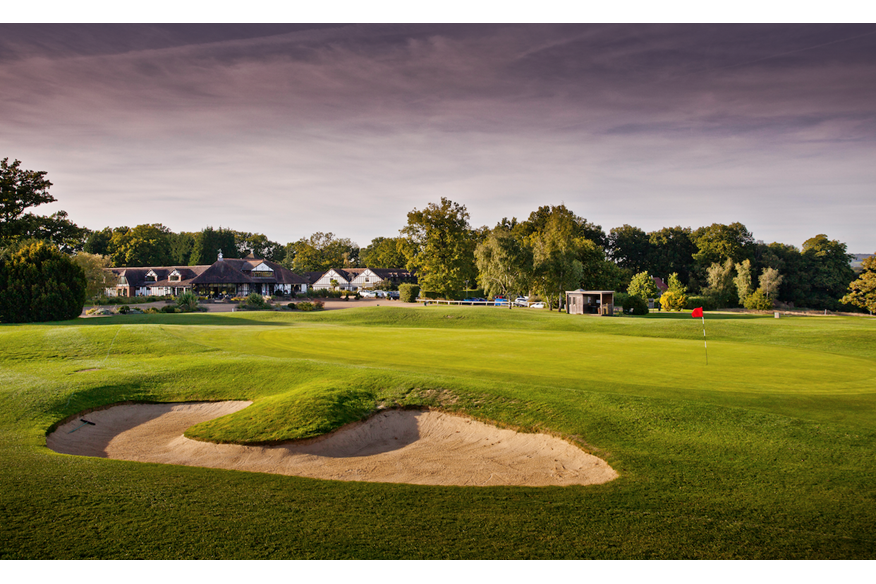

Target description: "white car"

left=359, top=290, right=379, bottom=298
left=529, top=302, right=546, bottom=309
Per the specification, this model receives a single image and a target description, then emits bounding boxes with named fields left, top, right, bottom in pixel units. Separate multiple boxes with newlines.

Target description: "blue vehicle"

left=493, top=298, right=509, bottom=306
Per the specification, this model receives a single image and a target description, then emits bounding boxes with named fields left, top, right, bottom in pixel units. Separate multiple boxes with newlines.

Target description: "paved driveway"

left=83, top=297, right=398, bottom=316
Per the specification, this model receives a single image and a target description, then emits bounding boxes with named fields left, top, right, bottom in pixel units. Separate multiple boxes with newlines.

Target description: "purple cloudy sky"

left=1, top=23, right=875, bottom=252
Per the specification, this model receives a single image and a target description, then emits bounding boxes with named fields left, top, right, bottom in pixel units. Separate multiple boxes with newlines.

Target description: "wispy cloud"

left=1, top=24, right=874, bottom=250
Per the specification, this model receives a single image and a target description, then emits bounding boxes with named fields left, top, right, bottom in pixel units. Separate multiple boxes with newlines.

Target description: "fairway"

left=170, top=323, right=875, bottom=396
left=1, top=306, right=875, bottom=559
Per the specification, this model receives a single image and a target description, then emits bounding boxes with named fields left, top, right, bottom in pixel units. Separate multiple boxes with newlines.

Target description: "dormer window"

left=251, top=263, right=274, bottom=278
left=169, top=270, right=181, bottom=282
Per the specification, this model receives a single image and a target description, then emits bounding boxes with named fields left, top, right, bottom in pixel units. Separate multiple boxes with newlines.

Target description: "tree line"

left=1, top=157, right=874, bottom=321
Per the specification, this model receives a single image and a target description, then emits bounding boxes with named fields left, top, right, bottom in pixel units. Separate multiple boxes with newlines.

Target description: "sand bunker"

left=47, top=402, right=617, bottom=487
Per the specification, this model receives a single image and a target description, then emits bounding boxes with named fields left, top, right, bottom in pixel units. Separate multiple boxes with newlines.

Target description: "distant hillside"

left=850, top=253, right=873, bottom=271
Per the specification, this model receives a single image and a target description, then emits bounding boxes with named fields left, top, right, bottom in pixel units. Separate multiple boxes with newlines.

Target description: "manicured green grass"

left=1, top=307, right=874, bottom=558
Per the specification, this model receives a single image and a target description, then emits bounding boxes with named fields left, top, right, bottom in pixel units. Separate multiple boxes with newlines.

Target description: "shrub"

left=686, top=295, right=718, bottom=312
left=176, top=291, right=200, bottom=313
left=660, top=290, right=687, bottom=311
left=399, top=283, right=420, bottom=303
left=297, top=301, right=324, bottom=311
left=743, top=289, right=773, bottom=310
left=244, top=293, right=266, bottom=308
left=0, top=240, right=87, bottom=323
left=286, top=302, right=298, bottom=310
left=117, top=305, right=131, bottom=314
left=622, top=294, right=649, bottom=315
left=160, top=305, right=179, bottom=313
left=313, top=299, right=324, bottom=310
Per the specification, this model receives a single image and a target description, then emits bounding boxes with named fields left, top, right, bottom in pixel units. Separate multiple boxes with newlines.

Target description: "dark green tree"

left=1, top=158, right=55, bottom=240
left=0, top=240, right=87, bottom=322
left=648, top=226, right=697, bottom=285
left=169, top=232, right=196, bottom=265
left=802, top=234, right=855, bottom=310
left=692, top=222, right=754, bottom=271
left=108, top=224, right=174, bottom=267
left=520, top=204, right=606, bottom=248
left=764, top=242, right=809, bottom=307
left=190, top=227, right=238, bottom=265
left=608, top=224, right=652, bottom=275
left=84, top=227, right=113, bottom=256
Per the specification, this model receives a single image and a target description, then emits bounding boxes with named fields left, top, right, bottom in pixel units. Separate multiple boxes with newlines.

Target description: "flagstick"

left=702, top=315, right=708, bottom=365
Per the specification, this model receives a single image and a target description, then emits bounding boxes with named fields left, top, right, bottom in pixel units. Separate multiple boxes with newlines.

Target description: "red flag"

left=691, top=307, right=703, bottom=318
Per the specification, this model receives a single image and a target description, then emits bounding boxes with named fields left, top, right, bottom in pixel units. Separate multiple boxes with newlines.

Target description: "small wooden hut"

left=565, top=289, right=615, bottom=316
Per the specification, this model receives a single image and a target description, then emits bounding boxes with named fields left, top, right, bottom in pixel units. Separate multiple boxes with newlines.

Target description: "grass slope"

left=1, top=306, right=874, bottom=559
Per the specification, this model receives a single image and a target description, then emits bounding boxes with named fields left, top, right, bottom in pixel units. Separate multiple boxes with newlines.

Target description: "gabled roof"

left=112, top=266, right=210, bottom=288
left=189, top=257, right=309, bottom=285
left=110, top=258, right=307, bottom=288
left=652, top=277, right=668, bottom=293
left=190, top=260, right=256, bottom=285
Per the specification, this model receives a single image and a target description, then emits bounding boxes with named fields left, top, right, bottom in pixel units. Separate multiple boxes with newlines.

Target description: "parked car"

left=529, top=302, right=546, bottom=309
left=493, top=298, right=509, bottom=306
left=387, top=291, right=400, bottom=299
left=514, top=297, right=529, bottom=306
left=360, top=290, right=379, bottom=298
left=463, top=297, right=486, bottom=302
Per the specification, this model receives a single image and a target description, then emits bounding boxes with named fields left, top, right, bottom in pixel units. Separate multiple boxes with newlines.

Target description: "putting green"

left=164, top=323, right=876, bottom=398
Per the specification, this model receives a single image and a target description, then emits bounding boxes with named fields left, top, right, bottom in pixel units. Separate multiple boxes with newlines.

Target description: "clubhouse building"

left=106, top=253, right=415, bottom=298
left=108, top=252, right=310, bottom=298
left=305, top=267, right=416, bottom=291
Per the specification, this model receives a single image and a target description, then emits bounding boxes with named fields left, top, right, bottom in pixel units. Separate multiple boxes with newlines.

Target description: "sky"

left=2, top=22, right=875, bottom=252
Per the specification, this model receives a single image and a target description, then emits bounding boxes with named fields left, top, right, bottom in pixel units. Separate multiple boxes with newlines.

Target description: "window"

left=251, top=270, right=273, bottom=278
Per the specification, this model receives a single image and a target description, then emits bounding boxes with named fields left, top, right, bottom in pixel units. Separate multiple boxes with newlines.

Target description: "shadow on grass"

left=45, top=312, right=300, bottom=328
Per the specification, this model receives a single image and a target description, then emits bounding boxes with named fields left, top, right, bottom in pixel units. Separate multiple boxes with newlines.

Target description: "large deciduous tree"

left=284, top=232, right=358, bottom=273
left=1, top=158, right=55, bottom=236
left=608, top=224, right=652, bottom=275
left=841, top=254, right=876, bottom=313
left=108, top=224, right=174, bottom=267
left=360, top=236, right=409, bottom=269
left=1, top=158, right=86, bottom=251
left=72, top=252, right=118, bottom=299
left=703, top=258, right=736, bottom=307
left=692, top=222, right=754, bottom=285
left=648, top=226, right=697, bottom=286
left=758, top=267, right=783, bottom=300
left=401, top=198, right=476, bottom=298
left=733, top=259, right=753, bottom=305
left=802, top=234, right=856, bottom=310
left=475, top=225, right=532, bottom=301
left=234, top=231, right=285, bottom=262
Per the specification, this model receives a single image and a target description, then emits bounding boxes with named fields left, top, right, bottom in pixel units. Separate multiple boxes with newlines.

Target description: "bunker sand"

left=47, top=402, right=617, bottom=486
